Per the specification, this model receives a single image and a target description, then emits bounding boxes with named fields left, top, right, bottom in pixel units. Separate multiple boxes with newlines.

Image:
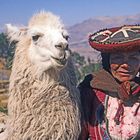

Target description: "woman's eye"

left=32, top=35, right=41, bottom=41
left=130, top=56, right=140, bottom=61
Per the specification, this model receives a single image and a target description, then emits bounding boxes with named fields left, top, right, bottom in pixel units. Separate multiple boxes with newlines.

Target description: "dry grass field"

left=0, top=59, right=10, bottom=130
left=0, top=80, right=9, bottom=109
left=0, top=79, right=9, bottom=128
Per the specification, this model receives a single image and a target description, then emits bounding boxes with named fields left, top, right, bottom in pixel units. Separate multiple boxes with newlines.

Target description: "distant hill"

left=68, top=13, right=140, bottom=61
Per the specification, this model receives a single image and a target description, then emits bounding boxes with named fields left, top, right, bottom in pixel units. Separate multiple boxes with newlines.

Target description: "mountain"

left=68, top=13, right=140, bottom=62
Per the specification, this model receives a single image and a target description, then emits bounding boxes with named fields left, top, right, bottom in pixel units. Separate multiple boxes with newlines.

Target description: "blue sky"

left=0, top=0, right=140, bottom=28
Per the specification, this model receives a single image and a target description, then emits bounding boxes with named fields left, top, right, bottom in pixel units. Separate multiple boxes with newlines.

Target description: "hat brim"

left=89, top=25, right=140, bottom=53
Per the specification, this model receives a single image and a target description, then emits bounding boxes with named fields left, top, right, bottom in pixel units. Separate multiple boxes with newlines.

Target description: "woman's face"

left=110, top=51, right=140, bottom=82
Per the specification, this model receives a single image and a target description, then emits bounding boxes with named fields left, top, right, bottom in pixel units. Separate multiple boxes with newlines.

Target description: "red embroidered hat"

left=89, top=25, right=140, bottom=53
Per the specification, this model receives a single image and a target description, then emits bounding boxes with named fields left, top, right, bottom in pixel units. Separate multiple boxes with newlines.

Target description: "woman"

left=79, top=25, right=140, bottom=140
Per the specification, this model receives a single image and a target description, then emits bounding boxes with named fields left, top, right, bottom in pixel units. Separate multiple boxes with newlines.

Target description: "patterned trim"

left=104, top=95, right=140, bottom=140
left=104, top=95, right=112, bottom=139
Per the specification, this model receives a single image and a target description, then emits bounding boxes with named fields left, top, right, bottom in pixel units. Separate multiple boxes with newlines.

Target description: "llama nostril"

left=55, top=42, right=68, bottom=50
left=55, top=44, right=62, bottom=49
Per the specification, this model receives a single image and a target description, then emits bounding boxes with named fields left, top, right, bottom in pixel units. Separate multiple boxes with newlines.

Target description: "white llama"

left=4, top=11, right=81, bottom=140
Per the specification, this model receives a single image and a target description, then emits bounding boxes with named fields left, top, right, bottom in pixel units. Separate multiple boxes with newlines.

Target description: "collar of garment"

left=90, top=69, right=140, bottom=102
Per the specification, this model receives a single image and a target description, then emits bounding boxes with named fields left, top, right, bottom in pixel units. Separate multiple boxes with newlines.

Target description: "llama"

left=4, top=11, right=81, bottom=140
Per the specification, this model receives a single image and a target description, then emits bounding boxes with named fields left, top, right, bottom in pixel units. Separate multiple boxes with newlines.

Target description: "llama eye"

left=32, top=35, right=41, bottom=41
left=64, top=35, right=69, bottom=41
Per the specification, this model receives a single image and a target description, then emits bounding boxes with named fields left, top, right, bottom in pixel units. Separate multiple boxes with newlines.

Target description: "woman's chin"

left=116, top=76, right=132, bottom=83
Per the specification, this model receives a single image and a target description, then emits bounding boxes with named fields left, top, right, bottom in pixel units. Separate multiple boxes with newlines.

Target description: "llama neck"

left=31, top=58, right=78, bottom=90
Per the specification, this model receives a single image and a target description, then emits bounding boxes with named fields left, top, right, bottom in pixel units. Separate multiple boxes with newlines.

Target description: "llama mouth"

left=51, top=56, right=67, bottom=65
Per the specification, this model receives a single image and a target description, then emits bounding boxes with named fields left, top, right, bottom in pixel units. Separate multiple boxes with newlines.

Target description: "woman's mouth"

left=117, top=71, right=131, bottom=76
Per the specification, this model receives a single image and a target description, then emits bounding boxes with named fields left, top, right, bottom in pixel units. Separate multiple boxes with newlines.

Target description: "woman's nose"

left=121, top=63, right=129, bottom=69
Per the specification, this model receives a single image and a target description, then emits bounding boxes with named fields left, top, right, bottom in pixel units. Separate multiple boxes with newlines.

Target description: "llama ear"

left=5, top=24, right=27, bottom=43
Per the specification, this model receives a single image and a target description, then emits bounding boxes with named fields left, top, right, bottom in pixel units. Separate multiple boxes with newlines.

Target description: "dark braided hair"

left=101, top=52, right=110, bottom=72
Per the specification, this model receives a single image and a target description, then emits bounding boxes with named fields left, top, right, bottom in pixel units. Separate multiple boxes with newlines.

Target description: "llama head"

left=5, top=11, right=71, bottom=72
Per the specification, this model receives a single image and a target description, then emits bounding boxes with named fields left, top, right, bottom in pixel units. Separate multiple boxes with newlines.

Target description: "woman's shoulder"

left=78, top=74, right=93, bottom=89
left=78, top=69, right=105, bottom=90
left=78, top=73, right=105, bottom=101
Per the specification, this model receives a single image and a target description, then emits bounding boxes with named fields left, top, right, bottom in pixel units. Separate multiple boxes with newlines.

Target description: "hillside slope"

left=68, top=13, right=140, bottom=61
